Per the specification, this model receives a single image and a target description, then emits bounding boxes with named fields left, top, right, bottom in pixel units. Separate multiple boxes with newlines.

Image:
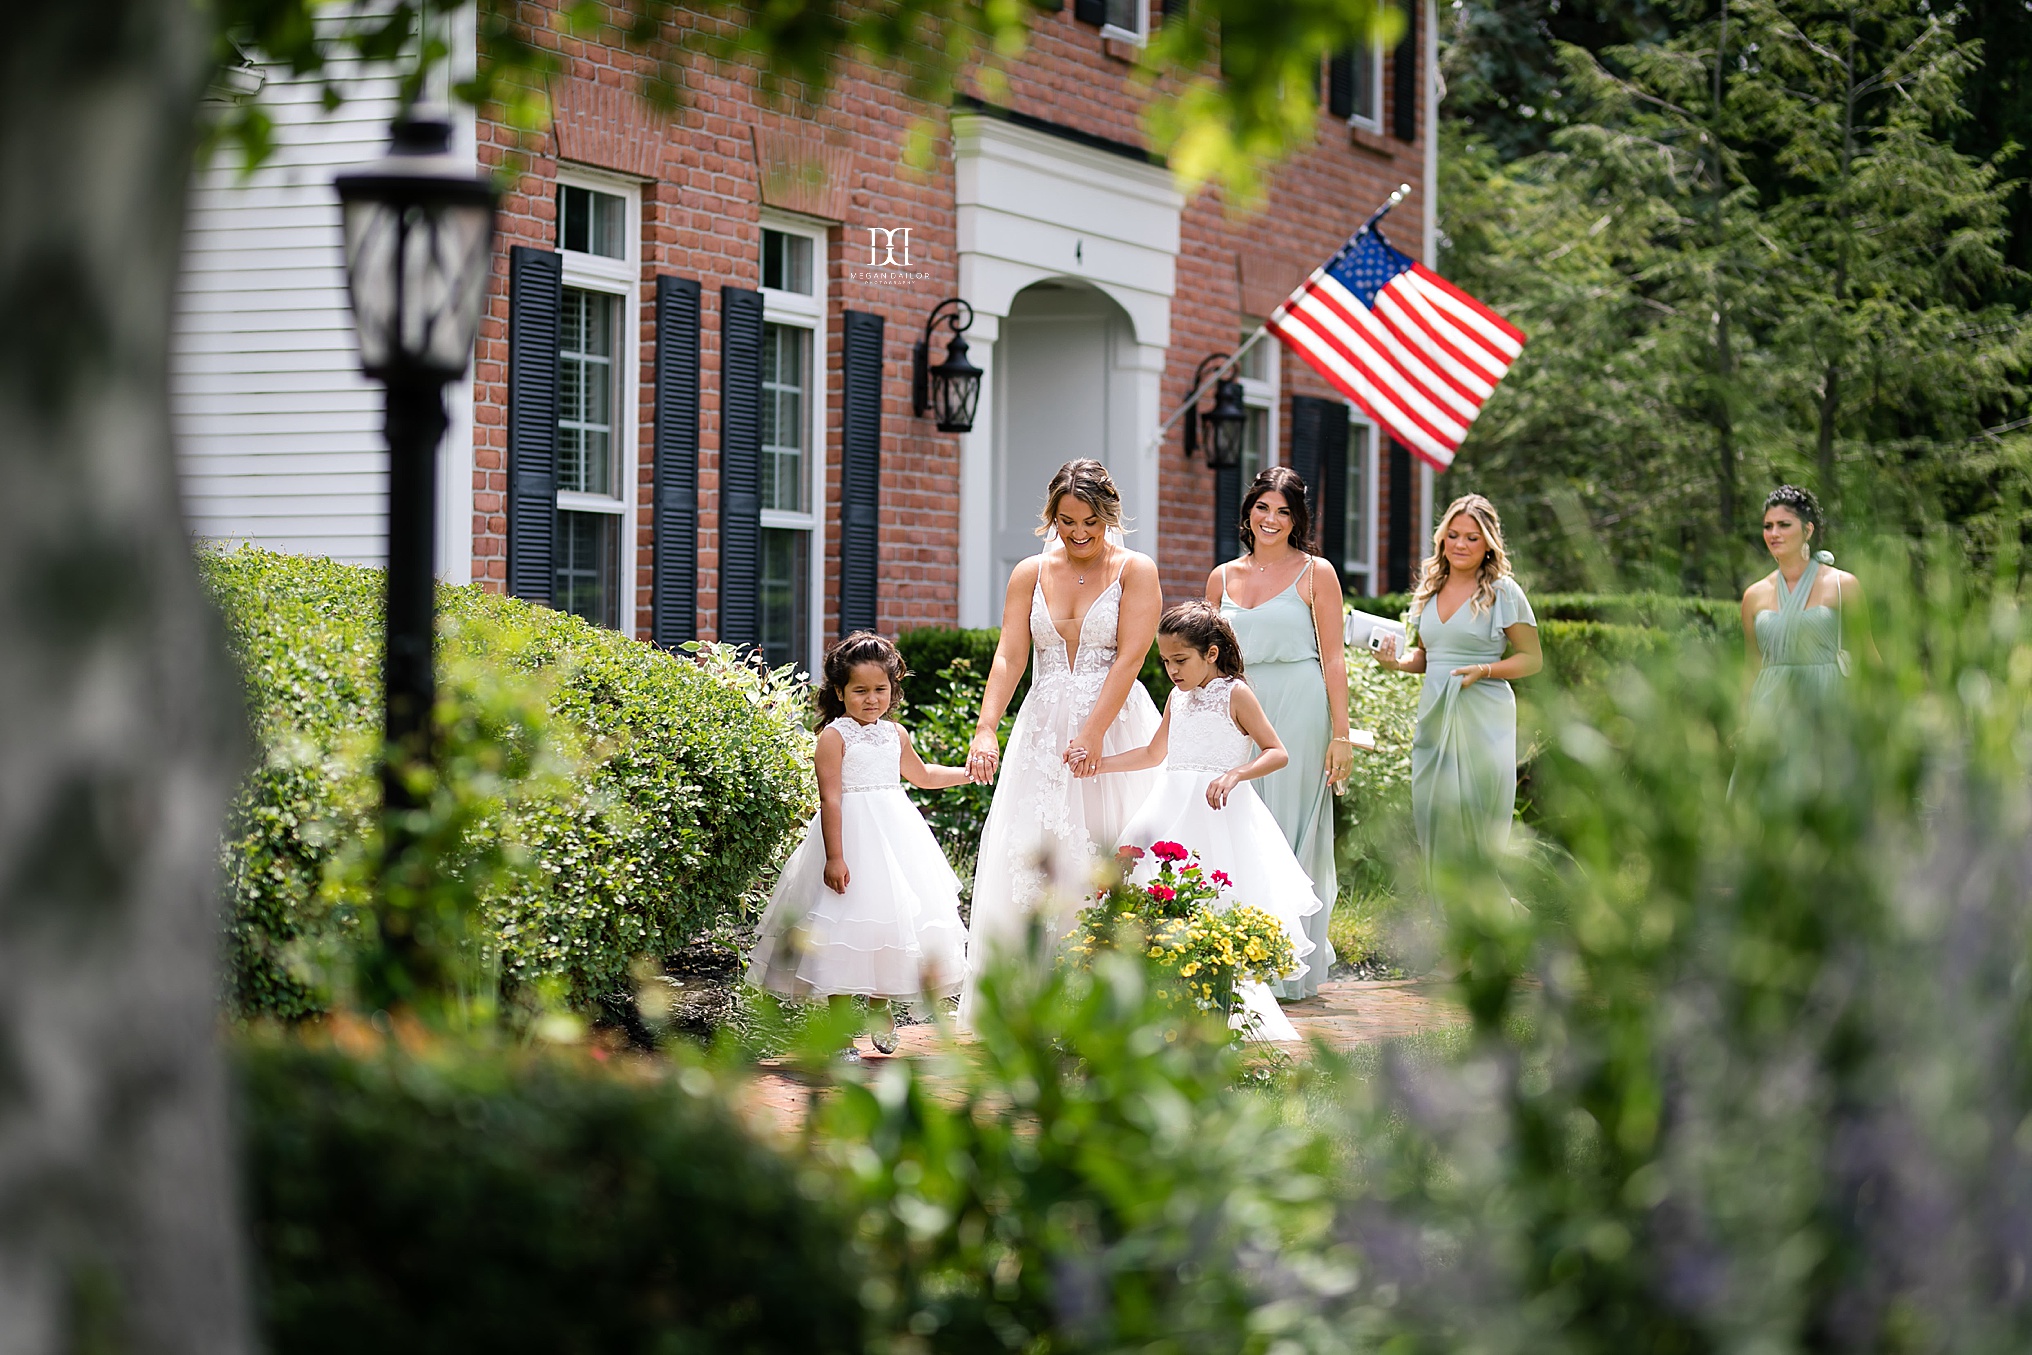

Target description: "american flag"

left=1266, top=229, right=1525, bottom=471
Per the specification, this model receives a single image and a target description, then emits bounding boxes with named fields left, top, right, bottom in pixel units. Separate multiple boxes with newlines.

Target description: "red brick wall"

left=469, top=0, right=1428, bottom=640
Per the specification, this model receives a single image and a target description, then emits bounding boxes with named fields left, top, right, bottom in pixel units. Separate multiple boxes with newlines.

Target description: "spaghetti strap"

left=1214, top=563, right=1228, bottom=605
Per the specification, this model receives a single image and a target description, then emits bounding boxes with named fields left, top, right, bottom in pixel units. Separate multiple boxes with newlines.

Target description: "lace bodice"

left=1167, top=677, right=1255, bottom=774
left=1030, top=569, right=1124, bottom=691
left=828, top=717, right=903, bottom=792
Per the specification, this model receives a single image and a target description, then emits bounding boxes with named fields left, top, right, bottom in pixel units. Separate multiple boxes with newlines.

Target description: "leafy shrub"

left=203, top=548, right=812, bottom=1019
left=815, top=943, right=1347, bottom=1355
left=898, top=658, right=1007, bottom=873
left=242, top=1029, right=862, bottom=1354
left=1330, top=557, right=2032, bottom=1352
left=1348, top=588, right=1739, bottom=632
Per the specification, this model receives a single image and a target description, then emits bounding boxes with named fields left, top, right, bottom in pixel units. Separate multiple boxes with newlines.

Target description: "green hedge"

left=243, top=1035, right=861, bottom=1353
left=1348, top=589, right=1739, bottom=632
left=204, top=548, right=813, bottom=1020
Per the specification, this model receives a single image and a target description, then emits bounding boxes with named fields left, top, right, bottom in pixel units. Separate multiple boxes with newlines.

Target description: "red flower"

left=1150, top=841, right=1188, bottom=862
left=1211, top=870, right=1233, bottom=888
left=1116, top=844, right=1147, bottom=860
left=1147, top=884, right=1177, bottom=902
left=1180, top=863, right=1202, bottom=875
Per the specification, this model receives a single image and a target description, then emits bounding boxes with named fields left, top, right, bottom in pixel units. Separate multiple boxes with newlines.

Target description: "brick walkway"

left=737, top=977, right=1465, bottom=1135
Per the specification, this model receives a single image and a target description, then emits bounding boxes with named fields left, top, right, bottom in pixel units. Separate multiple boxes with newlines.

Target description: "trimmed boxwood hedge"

left=203, top=548, right=813, bottom=1020
left=1349, top=589, right=1740, bottom=632
left=243, top=1034, right=862, bottom=1354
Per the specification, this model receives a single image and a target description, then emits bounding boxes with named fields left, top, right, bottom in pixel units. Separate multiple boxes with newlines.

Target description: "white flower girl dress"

left=746, top=717, right=968, bottom=1001
left=1116, top=677, right=1324, bottom=1040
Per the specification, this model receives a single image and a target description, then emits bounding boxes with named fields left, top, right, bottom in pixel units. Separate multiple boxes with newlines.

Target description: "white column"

left=1116, top=339, right=1167, bottom=567
left=957, top=312, right=1000, bottom=628
left=436, top=6, right=478, bottom=584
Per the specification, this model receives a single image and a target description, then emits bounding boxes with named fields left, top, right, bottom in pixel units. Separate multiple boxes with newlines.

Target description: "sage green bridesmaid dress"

left=1746, top=559, right=1844, bottom=728
left=1409, top=575, right=1536, bottom=863
left=1221, top=570, right=1338, bottom=998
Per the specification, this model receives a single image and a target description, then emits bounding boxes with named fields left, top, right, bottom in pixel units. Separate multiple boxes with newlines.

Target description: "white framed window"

left=1236, top=325, right=1279, bottom=485
left=554, top=168, right=640, bottom=632
left=1343, top=408, right=1380, bottom=595
left=1332, top=43, right=1384, bottom=132
left=1099, top=0, right=1148, bottom=44
left=758, top=212, right=828, bottom=674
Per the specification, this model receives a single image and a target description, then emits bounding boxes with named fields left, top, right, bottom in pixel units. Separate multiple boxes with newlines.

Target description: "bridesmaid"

left=1740, top=484, right=1863, bottom=730
left=1374, top=494, right=1541, bottom=863
left=1206, top=467, right=1352, bottom=999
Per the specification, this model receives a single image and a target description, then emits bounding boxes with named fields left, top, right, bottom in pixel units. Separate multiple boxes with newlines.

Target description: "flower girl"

left=746, top=633, right=971, bottom=1058
left=1097, top=603, right=1324, bottom=1040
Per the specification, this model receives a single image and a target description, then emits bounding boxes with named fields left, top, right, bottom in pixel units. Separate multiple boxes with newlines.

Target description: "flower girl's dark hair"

left=816, top=632, right=908, bottom=723
left=1158, top=602, right=1246, bottom=679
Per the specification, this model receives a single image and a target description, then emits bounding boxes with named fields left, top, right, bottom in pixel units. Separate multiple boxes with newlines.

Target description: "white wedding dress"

left=959, top=560, right=1161, bottom=1025
left=1117, top=677, right=1324, bottom=1042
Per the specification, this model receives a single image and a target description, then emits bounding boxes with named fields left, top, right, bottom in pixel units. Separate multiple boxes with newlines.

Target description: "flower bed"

left=1067, top=842, right=1295, bottom=1017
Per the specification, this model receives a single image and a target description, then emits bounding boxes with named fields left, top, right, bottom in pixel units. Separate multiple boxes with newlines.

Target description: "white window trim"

left=1236, top=332, right=1279, bottom=469
left=759, top=210, right=829, bottom=676
left=1348, top=43, right=1385, bottom=133
left=1345, top=405, right=1382, bottom=595
left=1099, top=0, right=1148, bottom=45
left=556, top=167, right=641, bottom=632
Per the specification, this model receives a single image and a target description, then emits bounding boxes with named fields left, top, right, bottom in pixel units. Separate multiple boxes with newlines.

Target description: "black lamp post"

left=913, top=298, right=983, bottom=433
left=335, top=116, right=497, bottom=861
left=1182, top=353, right=1250, bottom=469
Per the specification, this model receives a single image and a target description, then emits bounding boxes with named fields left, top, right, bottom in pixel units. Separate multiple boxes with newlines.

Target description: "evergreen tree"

left=1440, top=0, right=2030, bottom=590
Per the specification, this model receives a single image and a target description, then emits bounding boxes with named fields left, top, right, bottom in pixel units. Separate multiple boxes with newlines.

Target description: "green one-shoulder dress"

left=1221, top=570, right=1337, bottom=998
left=1410, top=575, right=1536, bottom=863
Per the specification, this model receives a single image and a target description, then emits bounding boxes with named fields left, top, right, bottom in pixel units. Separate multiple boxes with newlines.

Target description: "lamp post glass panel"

left=335, top=117, right=497, bottom=826
left=914, top=298, right=982, bottom=433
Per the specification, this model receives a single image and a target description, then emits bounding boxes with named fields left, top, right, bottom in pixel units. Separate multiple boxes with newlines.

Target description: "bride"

left=959, top=460, right=1162, bottom=1022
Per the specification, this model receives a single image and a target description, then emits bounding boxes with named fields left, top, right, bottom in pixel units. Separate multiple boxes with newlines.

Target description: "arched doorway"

left=988, top=281, right=1135, bottom=614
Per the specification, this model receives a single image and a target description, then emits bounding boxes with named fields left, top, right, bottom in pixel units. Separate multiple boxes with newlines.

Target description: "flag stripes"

left=1266, top=230, right=1525, bottom=471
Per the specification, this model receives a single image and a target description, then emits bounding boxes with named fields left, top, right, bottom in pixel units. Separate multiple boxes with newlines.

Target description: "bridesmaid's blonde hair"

left=1035, top=459, right=1125, bottom=537
left=1410, top=494, right=1513, bottom=620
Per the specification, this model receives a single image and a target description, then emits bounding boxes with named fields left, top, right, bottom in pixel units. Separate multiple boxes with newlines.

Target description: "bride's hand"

left=1063, top=741, right=1095, bottom=778
left=967, top=731, right=1001, bottom=784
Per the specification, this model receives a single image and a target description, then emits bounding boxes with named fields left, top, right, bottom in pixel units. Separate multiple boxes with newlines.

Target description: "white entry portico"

left=951, top=110, right=1182, bottom=626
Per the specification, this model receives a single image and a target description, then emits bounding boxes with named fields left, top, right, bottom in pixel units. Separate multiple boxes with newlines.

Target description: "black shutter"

left=1316, top=404, right=1349, bottom=589
left=1161, top=0, right=1188, bottom=23
left=718, top=287, right=765, bottom=649
left=507, top=246, right=560, bottom=606
left=1327, top=49, right=1355, bottom=119
left=838, top=310, right=884, bottom=636
left=1288, top=394, right=1330, bottom=524
left=1073, top=0, right=1106, bottom=25
left=652, top=275, right=700, bottom=649
left=1387, top=438, right=1414, bottom=592
left=1392, top=0, right=1418, bottom=143
left=1213, top=461, right=1241, bottom=567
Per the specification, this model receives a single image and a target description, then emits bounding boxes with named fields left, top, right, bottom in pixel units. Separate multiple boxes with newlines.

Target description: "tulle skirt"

left=1118, top=770, right=1326, bottom=1041
left=746, top=787, right=967, bottom=1001
left=959, top=675, right=1161, bottom=1025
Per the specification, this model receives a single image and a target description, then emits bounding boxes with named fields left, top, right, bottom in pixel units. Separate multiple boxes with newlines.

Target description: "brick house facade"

left=173, top=1, right=1438, bottom=672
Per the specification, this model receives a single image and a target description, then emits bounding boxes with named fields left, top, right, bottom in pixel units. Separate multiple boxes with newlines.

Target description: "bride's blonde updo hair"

left=1410, top=493, right=1514, bottom=619
left=1035, top=459, right=1125, bottom=538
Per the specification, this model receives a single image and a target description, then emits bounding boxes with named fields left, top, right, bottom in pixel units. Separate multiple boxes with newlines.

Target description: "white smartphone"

left=1368, top=631, right=1391, bottom=651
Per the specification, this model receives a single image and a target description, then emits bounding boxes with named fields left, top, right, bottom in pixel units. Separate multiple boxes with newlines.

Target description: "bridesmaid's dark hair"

left=1763, top=484, right=1821, bottom=533
left=1158, top=602, right=1246, bottom=679
left=816, top=631, right=908, bottom=723
left=1237, top=466, right=1315, bottom=555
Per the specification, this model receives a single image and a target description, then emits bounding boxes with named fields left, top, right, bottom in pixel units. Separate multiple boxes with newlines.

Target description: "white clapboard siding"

left=170, top=74, right=400, bottom=564
left=170, top=70, right=402, bottom=567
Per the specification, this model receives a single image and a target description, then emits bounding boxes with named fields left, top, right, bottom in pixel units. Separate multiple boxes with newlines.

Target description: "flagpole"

left=1148, top=182, right=1413, bottom=458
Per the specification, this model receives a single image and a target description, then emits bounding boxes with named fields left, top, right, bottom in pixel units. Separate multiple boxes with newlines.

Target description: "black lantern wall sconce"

left=1181, top=352, right=1249, bottom=469
left=913, top=298, right=983, bottom=433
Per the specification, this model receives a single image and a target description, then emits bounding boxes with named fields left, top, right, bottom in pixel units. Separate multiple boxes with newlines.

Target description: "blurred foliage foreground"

left=238, top=552, right=2032, bottom=1352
